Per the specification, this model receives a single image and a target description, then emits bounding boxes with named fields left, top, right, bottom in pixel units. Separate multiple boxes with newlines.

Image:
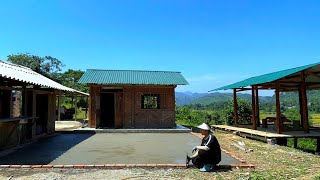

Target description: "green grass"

left=260, top=112, right=275, bottom=120
left=288, top=138, right=318, bottom=152
left=261, top=112, right=320, bottom=127
left=74, top=109, right=87, bottom=119
left=310, top=113, right=320, bottom=127
left=175, top=119, right=194, bottom=127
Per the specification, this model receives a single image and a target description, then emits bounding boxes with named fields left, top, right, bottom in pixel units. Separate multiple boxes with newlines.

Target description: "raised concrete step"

left=71, top=124, right=191, bottom=133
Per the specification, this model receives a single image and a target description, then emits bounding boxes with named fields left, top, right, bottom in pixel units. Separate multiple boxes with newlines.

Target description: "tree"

left=7, top=53, right=64, bottom=81
left=223, top=98, right=252, bottom=125
left=60, top=69, right=88, bottom=93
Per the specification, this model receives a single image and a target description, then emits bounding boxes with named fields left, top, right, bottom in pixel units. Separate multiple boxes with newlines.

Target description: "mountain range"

left=176, top=91, right=273, bottom=106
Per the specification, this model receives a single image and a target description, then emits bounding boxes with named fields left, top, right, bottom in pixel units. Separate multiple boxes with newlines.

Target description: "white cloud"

left=187, top=74, right=218, bottom=82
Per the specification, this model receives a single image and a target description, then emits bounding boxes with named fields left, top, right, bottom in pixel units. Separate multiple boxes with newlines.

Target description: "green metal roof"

left=211, top=62, right=320, bottom=91
left=78, top=69, right=189, bottom=85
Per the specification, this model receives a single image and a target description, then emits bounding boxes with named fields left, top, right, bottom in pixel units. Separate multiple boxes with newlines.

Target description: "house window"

left=141, top=94, right=160, bottom=109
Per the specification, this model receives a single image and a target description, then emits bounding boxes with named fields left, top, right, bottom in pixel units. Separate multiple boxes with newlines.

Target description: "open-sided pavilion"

left=0, top=61, right=88, bottom=150
left=210, top=62, right=320, bottom=151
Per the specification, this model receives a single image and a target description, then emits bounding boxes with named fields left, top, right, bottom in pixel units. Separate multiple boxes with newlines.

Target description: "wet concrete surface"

left=0, top=133, right=240, bottom=165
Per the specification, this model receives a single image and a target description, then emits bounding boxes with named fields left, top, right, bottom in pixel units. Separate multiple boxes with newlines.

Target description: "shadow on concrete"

left=0, top=133, right=94, bottom=165
left=183, top=125, right=201, bottom=133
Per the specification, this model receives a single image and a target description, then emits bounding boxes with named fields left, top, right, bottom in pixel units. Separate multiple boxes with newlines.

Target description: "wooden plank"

left=89, top=85, right=96, bottom=128
left=47, top=94, right=55, bottom=134
left=212, top=125, right=320, bottom=138
left=133, top=86, right=175, bottom=128
left=114, top=92, right=124, bottom=128
left=0, top=122, right=19, bottom=149
left=123, top=88, right=132, bottom=128
left=233, top=89, right=238, bottom=127
left=275, top=82, right=281, bottom=134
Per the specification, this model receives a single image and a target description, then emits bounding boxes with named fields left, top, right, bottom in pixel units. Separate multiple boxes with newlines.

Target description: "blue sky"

left=0, top=0, right=320, bottom=95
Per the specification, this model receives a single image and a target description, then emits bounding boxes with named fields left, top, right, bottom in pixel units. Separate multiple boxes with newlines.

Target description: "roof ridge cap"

left=86, top=69, right=181, bottom=73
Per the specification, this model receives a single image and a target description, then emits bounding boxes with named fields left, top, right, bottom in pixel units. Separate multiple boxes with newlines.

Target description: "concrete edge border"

left=0, top=164, right=255, bottom=169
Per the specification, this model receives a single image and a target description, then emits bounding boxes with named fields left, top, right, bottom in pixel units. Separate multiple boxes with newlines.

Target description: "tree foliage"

left=223, top=98, right=252, bottom=125
left=6, top=53, right=88, bottom=93
left=60, top=69, right=88, bottom=93
left=176, top=98, right=252, bottom=126
left=7, top=53, right=64, bottom=81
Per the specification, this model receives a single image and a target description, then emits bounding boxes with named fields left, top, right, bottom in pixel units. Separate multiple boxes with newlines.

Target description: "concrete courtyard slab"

left=0, top=133, right=241, bottom=165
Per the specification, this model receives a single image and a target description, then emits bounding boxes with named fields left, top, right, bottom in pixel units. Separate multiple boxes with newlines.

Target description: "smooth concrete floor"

left=0, top=133, right=240, bottom=165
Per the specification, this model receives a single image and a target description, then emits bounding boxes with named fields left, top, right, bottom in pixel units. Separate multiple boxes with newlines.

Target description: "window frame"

left=141, top=94, right=161, bottom=109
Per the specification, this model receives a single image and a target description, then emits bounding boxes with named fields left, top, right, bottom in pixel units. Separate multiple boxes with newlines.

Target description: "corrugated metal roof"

left=0, top=61, right=88, bottom=96
left=211, top=62, right=320, bottom=91
left=78, top=69, right=189, bottom=85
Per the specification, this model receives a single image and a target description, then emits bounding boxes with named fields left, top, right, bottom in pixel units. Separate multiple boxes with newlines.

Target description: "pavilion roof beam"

left=307, top=71, right=320, bottom=79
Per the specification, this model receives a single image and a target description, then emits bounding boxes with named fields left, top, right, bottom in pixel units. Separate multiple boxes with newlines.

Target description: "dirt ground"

left=1, top=131, right=320, bottom=179
left=0, top=168, right=247, bottom=180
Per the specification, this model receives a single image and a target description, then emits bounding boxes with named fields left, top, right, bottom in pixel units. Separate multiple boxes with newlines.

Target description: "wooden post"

left=275, top=82, right=281, bottom=134
left=22, top=85, right=28, bottom=116
left=57, top=91, right=61, bottom=121
left=294, top=138, right=298, bottom=148
left=9, top=91, right=13, bottom=118
left=74, top=95, right=78, bottom=121
left=301, top=72, right=309, bottom=133
left=298, top=89, right=303, bottom=128
left=316, top=138, right=320, bottom=154
left=32, top=91, right=36, bottom=138
left=233, top=89, right=238, bottom=127
left=255, top=87, right=260, bottom=127
left=86, top=96, right=89, bottom=119
left=252, top=86, right=257, bottom=130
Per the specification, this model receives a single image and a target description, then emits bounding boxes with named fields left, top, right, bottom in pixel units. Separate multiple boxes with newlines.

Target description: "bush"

left=283, top=107, right=300, bottom=121
left=176, top=106, right=226, bottom=126
left=223, top=98, right=252, bottom=125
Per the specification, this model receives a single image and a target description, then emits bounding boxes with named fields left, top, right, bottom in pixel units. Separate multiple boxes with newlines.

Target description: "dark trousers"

left=192, top=149, right=221, bottom=168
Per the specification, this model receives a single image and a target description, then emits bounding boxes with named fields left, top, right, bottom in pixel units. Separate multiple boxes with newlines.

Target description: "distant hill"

left=176, top=92, right=273, bottom=106
left=175, top=92, right=208, bottom=106
left=176, top=90, right=320, bottom=113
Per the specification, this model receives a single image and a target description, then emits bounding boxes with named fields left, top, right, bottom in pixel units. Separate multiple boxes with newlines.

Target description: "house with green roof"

left=79, top=69, right=188, bottom=129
